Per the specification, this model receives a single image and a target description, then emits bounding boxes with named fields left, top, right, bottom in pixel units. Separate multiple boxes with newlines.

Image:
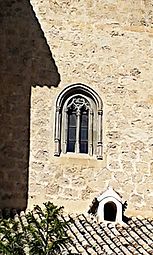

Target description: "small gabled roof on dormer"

left=97, top=187, right=123, bottom=203
left=88, top=187, right=128, bottom=224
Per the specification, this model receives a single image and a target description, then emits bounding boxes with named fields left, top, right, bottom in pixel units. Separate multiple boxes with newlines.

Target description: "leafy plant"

left=25, top=202, right=69, bottom=255
left=0, top=202, right=70, bottom=255
left=0, top=217, right=26, bottom=255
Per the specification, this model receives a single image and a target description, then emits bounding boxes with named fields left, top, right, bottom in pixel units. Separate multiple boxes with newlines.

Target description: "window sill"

left=54, top=152, right=104, bottom=167
left=60, top=152, right=98, bottom=160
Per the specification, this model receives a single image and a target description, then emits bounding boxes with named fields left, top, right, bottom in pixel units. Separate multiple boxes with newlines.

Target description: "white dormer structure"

left=97, top=187, right=123, bottom=223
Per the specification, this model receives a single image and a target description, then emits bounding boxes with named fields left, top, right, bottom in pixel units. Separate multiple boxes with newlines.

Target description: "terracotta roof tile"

left=1, top=210, right=153, bottom=254
left=63, top=214, right=153, bottom=254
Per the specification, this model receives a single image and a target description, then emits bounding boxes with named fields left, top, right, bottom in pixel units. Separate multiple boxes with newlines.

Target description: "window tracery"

left=65, top=96, right=90, bottom=154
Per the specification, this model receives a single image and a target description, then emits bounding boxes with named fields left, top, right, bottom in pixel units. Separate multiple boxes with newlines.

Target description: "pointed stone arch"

left=54, top=83, right=103, bottom=159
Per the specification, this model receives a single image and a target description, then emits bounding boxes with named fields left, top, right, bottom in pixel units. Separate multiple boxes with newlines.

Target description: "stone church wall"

left=27, top=0, right=153, bottom=216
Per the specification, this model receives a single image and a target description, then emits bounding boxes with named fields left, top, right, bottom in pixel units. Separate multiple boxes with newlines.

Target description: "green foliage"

left=0, top=218, right=26, bottom=255
left=25, top=202, right=69, bottom=255
left=0, top=202, right=70, bottom=255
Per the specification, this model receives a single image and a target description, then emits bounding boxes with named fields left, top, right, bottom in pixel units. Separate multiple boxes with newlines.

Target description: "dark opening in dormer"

left=104, top=202, right=117, bottom=221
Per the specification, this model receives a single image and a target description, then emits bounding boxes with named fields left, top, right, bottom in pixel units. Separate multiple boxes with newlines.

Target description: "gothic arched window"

left=54, top=84, right=103, bottom=159
left=66, top=96, right=89, bottom=154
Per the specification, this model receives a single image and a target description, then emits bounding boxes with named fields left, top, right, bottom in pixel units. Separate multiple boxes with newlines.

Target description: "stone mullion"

left=88, top=109, right=93, bottom=156
left=75, top=109, right=80, bottom=153
left=97, top=109, right=103, bottom=159
left=63, top=108, right=68, bottom=153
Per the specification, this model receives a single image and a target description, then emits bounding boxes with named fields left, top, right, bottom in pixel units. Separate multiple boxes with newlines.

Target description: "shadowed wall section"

left=0, top=0, right=60, bottom=210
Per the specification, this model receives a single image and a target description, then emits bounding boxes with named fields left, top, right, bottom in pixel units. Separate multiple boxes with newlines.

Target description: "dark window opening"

left=67, top=110, right=76, bottom=152
left=80, top=110, right=88, bottom=153
left=67, top=107, right=89, bottom=154
left=104, top=202, right=117, bottom=222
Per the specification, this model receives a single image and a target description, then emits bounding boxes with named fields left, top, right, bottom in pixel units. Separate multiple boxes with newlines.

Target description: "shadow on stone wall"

left=0, top=0, right=60, bottom=210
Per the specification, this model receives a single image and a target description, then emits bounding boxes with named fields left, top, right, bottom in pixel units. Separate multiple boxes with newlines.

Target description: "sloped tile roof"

left=62, top=214, right=153, bottom=255
left=1, top=209, right=153, bottom=254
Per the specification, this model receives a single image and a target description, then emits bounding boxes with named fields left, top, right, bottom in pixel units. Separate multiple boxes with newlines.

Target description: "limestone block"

left=114, top=171, right=132, bottom=184
left=82, top=186, right=96, bottom=200
left=107, top=161, right=120, bottom=171
left=130, top=194, right=144, bottom=207
left=139, top=150, right=152, bottom=162
left=135, top=162, right=149, bottom=175
left=130, top=140, right=145, bottom=151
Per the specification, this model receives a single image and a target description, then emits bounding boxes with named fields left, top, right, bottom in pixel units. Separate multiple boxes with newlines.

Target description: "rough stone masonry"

left=28, top=0, right=153, bottom=216
left=1, top=0, right=153, bottom=217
